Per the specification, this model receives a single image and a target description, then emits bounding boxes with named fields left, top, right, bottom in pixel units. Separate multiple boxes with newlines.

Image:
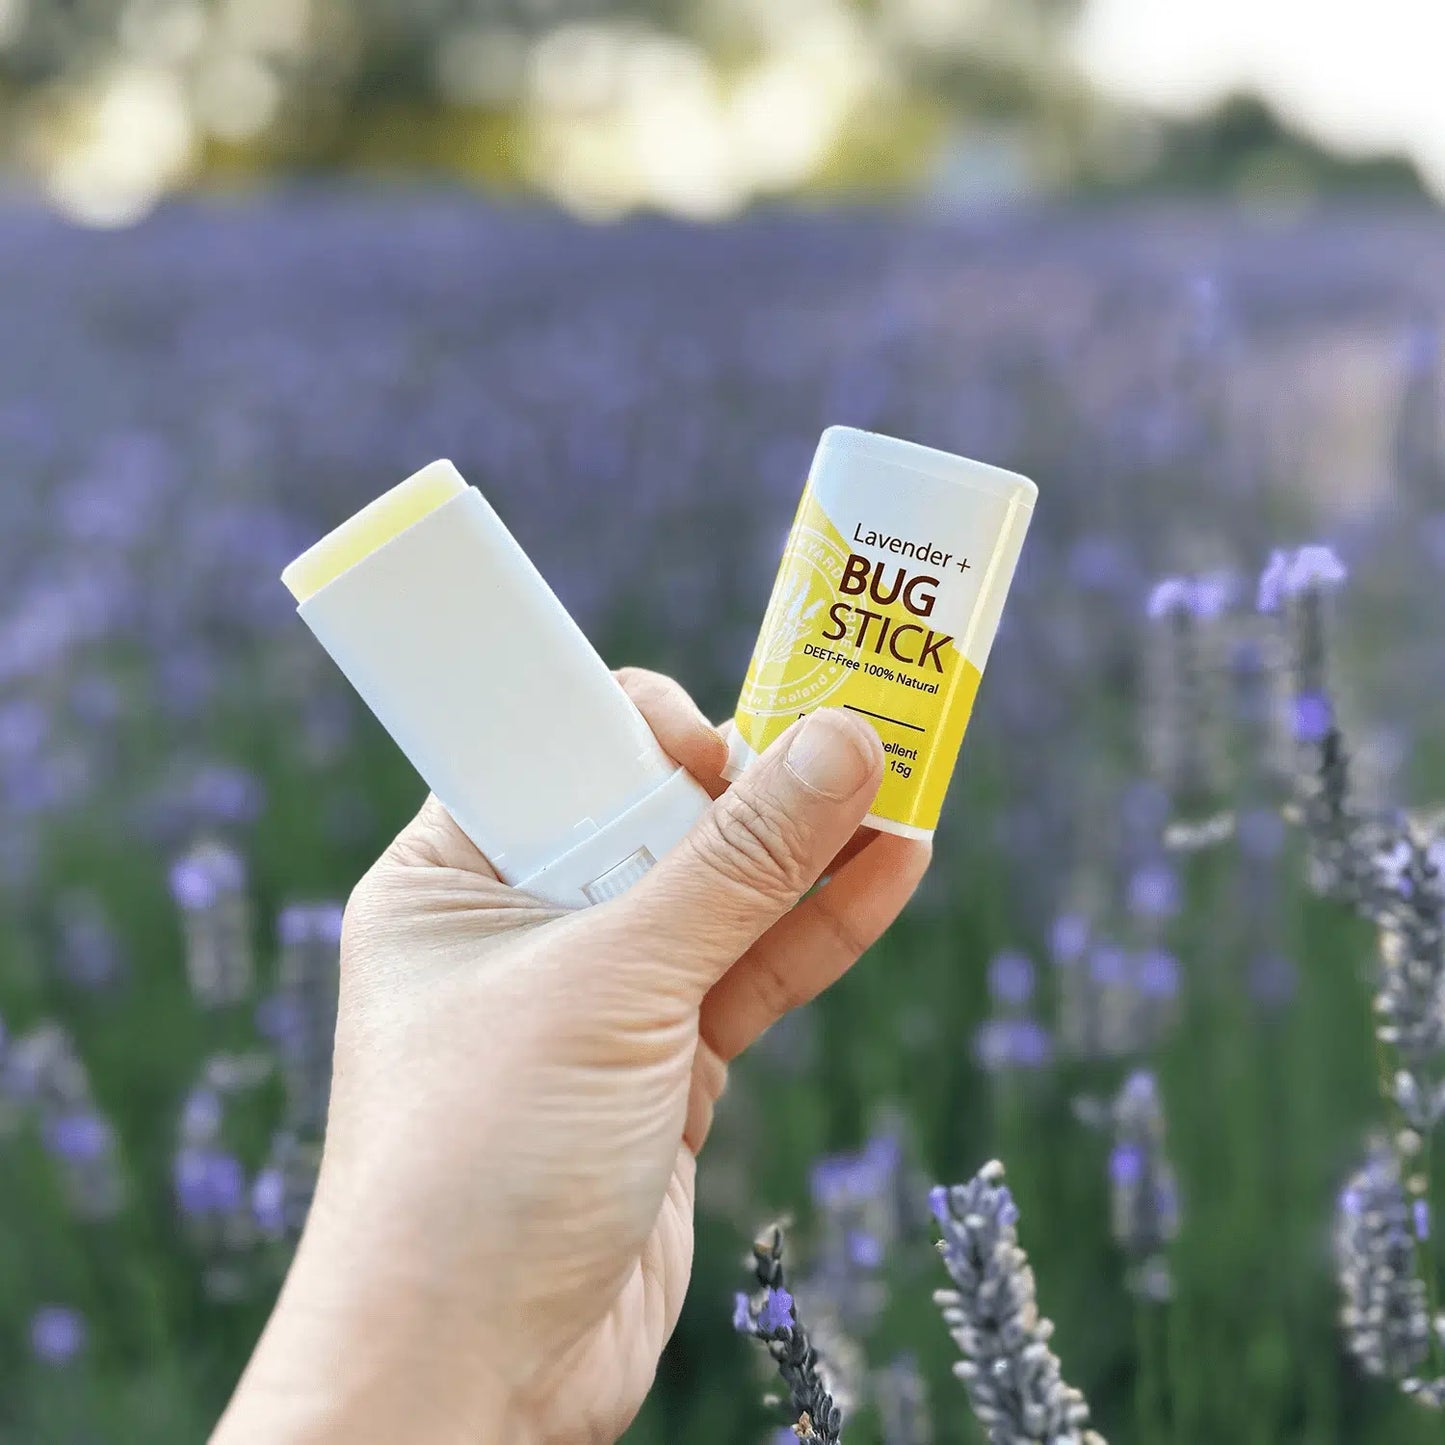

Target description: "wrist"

left=214, top=1214, right=539, bottom=1445
left=216, top=1356, right=532, bottom=1445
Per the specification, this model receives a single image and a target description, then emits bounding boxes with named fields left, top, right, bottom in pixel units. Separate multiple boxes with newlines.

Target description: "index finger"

left=699, top=829, right=931, bottom=1060
left=615, top=667, right=730, bottom=798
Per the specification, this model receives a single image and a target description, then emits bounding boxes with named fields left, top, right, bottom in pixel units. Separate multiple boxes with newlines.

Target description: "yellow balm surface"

left=281, top=460, right=467, bottom=602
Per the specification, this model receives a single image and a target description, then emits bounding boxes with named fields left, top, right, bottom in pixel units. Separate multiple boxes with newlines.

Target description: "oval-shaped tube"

left=283, top=460, right=710, bottom=907
left=726, top=426, right=1036, bottom=839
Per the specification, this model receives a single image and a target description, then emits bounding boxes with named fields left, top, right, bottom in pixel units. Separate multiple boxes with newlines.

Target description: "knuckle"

left=748, top=949, right=799, bottom=1025
left=699, top=789, right=814, bottom=902
left=814, top=894, right=873, bottom=964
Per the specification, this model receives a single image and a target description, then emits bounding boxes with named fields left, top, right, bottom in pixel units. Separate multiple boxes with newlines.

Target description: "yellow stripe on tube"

left=281, top=460, right=467, bottom=603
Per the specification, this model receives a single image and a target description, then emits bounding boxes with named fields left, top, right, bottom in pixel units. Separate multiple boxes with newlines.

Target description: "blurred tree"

left=1118, top=94, right=1429, bottom=201
left=0, top=0, right=1087, bottom=220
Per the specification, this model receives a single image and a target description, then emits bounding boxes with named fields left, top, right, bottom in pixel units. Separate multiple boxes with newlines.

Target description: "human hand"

left=215, top=669, right=930, bottom=1445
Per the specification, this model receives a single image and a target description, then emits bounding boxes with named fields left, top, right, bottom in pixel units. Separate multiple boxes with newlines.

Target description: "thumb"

left=610, top=707, right=884, bottom=996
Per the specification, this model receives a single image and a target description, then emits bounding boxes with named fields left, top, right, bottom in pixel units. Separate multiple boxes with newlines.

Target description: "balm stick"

left=727, top=426, right=1036, bottom=839
left=282, top=460, right=711, bottom=908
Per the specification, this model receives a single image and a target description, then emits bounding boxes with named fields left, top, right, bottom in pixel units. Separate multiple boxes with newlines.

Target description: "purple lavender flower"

left=168, top=846, right=244, bottom=912
left=1145, top=577, right=1193, bottom=621
left=1050, top=913, right=1089, bottom=966
left=6, top=1022, right=90, bottom=1109
left=1109, top=1071, right=1180, bottom=1299
left=171, top=839, right=254, bottom=1008
left=1257, top=545, right=1347, bottom=614
left=1109, top=1143, right=1144, bottom=1187
left=759, top=1287, right=796, bottom=1335
left=806, top=1129, right=901, bottom=1337
left=846, top=1230, right=883, bottom=1270
left=250, top=1129, right=322, bottom=1242
left=251, top=1165, right=287, bottom=1237
left=1088, top=944, right=1130, bottom=987
left=1144, top=572, right=1232, bottom=825
left=1293, top=690, right=1335, bottom=744
left=174, top=1146, right=247, bottom=1218
left=42, top=1109, right=111, bottom=1161
left=932, top=1161, right=1105, bottom=1443
left=1135, top=949, right=1180, bottom=1000
left=278, top=900, right=345, bottom=948
left=735, top=1225, right=844, bottom=1445
left=30, top=1306, right=86, bottom=1366
left=987, top=951, right=1036, bottom=1008
left=1126, top=862, right=1181, bottom=920
left=811, top=1155, right=871, bottom=1209
left=1372, top=830, right=1445, bottom=1132
left=179, top=1086, right=221, bottom=1144
left=1058, top=936, right=1170, bottom=1062
left=972, top=1018, right=1054, bottom=1073
left=40, top=1104, right=125, bottom=1219
left=928, top=1184, right=951, bottom=1226
left=274, top=899, right=343, bottom=1136
left=1146, top=573, right=1235, bottom=621
left=1335, top=1143, right=1437, bottom=1394
left=188, top=765, right=266, bottom=828
left=1260, top=546, right=1364, bottom=891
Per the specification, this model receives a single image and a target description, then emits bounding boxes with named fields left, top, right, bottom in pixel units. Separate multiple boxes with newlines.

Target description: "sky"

left=1073, top=0, right=1445, bottom=195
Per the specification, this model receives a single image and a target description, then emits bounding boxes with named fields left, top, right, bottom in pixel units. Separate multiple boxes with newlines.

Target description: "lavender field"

left=2, top=195, right=1444, bottom=1444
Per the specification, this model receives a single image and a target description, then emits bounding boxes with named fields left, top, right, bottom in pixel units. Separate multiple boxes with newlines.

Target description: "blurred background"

left=1, top=2, right=1444, bottom=1442
left=4, top=0, right=1445, bottom=222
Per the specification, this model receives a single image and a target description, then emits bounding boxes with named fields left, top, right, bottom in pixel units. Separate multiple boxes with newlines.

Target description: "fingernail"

left=785, top=709, right=879, bottom=800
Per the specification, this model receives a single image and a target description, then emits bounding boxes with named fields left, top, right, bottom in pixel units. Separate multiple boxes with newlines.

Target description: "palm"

left=513, top=979, right=729, bottom=1441
left=525, top=1147, right=698, bottom=1443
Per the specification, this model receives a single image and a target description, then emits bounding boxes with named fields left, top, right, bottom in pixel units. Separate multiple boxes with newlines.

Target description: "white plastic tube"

left=282, top=460, right=710, bottom=908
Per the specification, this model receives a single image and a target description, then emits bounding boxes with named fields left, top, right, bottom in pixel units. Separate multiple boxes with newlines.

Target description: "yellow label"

left=735, top=485, right=984, bottom=833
